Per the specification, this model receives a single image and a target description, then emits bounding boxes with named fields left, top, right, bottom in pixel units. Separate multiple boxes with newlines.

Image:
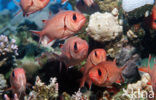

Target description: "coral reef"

left=27, top=76, right=58, bottom=100
left=86, top=10, right=122, bottom=42
left=124, top=73, right=154, bottom=99
left=0, top=35, right=18, bottom=74
left=1, top=0, right=156, bottom=100
left=0, top=74, right=7, bottom=95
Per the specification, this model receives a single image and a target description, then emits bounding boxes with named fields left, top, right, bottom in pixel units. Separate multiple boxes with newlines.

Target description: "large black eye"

left=154, top=20, right=156, bottom=23
left=12, top=71, right=15, bottom=77
left=95, top=51, right=97, bottom=57
left=73, top=14, right=77, bottom=21
left=98, top=69, right=102, bottom=76
left=74, top=42, right=78, bottom=51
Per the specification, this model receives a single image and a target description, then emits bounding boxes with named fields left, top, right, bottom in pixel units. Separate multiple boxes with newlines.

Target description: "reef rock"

left=86, top=11, right=122, bottom=42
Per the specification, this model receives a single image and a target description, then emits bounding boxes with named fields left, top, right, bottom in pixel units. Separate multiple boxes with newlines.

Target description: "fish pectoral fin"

left=88, top=80, right=92, bottom=90
left=138, top=67, right=148, bottom=73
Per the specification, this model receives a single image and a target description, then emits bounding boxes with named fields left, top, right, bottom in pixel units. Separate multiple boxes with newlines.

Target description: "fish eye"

left=73, top=14, right=77, bottom=21
left=94, top=51, right=97, bottom=57
left=98, top=69, right=102, bottom=76
left=12, top=71, right=15, bottom=77
left=74, top=42, right=78, bottom=51
left=154, top=20, right=156, bottom=23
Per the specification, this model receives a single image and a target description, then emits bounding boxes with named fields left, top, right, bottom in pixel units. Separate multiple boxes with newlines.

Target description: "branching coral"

left=27, top=76, right=58, bottom=100
left=71, top=89, right=89, bottom=100
left=0, top=35, right=18, bottom=74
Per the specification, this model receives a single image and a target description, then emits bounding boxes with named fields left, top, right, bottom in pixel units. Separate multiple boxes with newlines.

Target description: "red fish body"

left=80, top=49, right=107, bottom=88
left=88, top=61, right=125, bottom=87
left=19, top=0, right=50, bottom=16
left=31, top=11, right=86, bottom=44
left=59, top=36, right=88, bottom=68
left=151, top=5, right=156, bottom=29
left=10, top=68, right=26, bottom=98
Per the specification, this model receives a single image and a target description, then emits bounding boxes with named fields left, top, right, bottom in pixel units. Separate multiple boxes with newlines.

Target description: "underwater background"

left=0, top=0, right=156, bottom=100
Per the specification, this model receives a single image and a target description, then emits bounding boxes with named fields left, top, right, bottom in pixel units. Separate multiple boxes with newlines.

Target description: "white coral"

left=71, top=89, right=88, bottom=100
left=86, top=11, right=122, bottom=42
left=0, top=35, right=18, bottom=56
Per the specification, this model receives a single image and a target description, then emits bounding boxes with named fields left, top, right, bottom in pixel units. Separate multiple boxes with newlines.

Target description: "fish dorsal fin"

left=113, top=58, right=116, bottom=64
left=148, top=54, right=152, bottom=75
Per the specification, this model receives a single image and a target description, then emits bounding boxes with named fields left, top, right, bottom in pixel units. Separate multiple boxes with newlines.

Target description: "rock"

left=122, top=54, right=141, bottom=83
left=116, top=45, right=136, bottom=66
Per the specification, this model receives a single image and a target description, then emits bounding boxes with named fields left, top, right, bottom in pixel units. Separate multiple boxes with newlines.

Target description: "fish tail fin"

left=138, top=67, right=148, bottom=72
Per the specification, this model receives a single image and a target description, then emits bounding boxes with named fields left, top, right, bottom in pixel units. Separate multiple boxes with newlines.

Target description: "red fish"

left=144, top=5, right=156, bottom=30
left=9, top=68, right=26, bottom=98
left=139, top=55, right=156, bottom=94
left=58, top=36, right=88, bottom=68
left=151, top=5, right=156, bottom=29
left=83, top=0, right=94, bottom=7
left=80, top=49, right=107, bottom=88
left=14, top=0, right=50, bottom=16
left=88, top=61, right=126, bottom=88
left=31, top=11, right=86, bottom=45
